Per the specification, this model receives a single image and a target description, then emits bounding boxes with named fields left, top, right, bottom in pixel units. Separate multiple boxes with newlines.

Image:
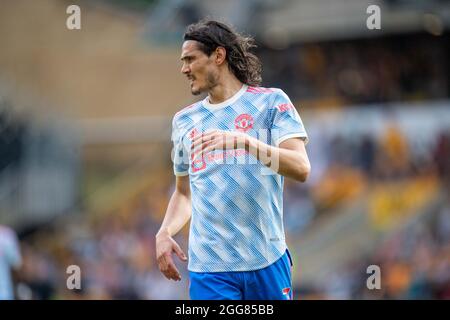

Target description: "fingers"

left=192, top=130, right=217, bottom=147
left=159, top=253, right=182, bottom=281
left=192, top=129, right=218, bottom=141
left=192, top=130, right=228, bottom=158
left=191, top=139, right=215, bottom=159
left=173, top=242, right=188, bottom=262
left=157, top=253, right=169, bottom=278
left=201, top=144, right=217, bottom=157
left=156, top=239, right=188, bottom=281
left=190, top=130, right=247, bottom=159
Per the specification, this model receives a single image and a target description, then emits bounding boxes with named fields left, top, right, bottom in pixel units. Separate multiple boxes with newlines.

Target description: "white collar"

left=203, top=84, right=248, bottom=110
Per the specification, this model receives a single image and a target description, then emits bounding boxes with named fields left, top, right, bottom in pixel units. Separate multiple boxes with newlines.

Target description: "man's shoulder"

left=244, top=86, right=290, bottom=112
left=245, top=86, right=284, bottom=97
left=172, top=100, right=204, bottom=126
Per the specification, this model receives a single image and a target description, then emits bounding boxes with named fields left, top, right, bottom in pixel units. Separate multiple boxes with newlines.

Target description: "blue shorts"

left=189, top=249, right=294, bottom=300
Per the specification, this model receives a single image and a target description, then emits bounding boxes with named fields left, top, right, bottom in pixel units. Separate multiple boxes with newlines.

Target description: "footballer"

left=156, top=19, right=310, bottom=300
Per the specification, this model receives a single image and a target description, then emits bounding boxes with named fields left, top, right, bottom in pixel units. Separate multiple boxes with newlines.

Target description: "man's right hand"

left=155, top=230, right=188, bottom=281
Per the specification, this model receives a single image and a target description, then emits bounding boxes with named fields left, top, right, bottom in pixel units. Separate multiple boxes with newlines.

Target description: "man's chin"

left=191, top=88, right=202, bottom=95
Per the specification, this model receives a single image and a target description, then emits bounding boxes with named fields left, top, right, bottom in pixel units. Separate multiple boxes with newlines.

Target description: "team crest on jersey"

left=234, top=114, right=253, bottom=132
left=282, top=287, right=292, bottom=300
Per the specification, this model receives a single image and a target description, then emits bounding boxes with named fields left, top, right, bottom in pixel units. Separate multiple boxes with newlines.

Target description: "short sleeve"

left=270, top=90, right=309, bottom=146
left=171, top=118, right=189, bottom=176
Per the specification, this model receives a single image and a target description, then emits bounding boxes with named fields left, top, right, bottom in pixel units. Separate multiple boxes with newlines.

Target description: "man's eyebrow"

left=180, top=54, right=194, bottom=61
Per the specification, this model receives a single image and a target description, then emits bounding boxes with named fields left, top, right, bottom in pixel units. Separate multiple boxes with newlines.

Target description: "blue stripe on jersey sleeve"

left=270, top=90, right=309, bottom=146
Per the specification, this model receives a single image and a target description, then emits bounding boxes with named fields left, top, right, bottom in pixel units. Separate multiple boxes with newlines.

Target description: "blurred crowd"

left=0, top=105, right=25, bottom=174
left=289, top=126, right=450, bottom=299
left=259, top=33, right=448, bottom=107
left=13, top=182, right=191, bottom=300
left=285, top=125, right=450, bottom=235
left=304, top=192, right=450, bottom=300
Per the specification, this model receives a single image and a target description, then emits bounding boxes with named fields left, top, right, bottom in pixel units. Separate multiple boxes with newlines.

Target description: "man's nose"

left=181, top=64, right=190, bottom=74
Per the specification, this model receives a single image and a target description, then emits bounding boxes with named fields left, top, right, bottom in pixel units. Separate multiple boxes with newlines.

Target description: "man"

left=0, top=225, right=22, bottom=300
left=156, top=19, right=310, bottom=300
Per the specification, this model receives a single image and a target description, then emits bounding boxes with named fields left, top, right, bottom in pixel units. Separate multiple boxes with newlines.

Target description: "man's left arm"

left=254, top=89, right=310, bottom=181
left=246, top=135, right=311, bottom=182
left=192, top=131, right=310, bottom=182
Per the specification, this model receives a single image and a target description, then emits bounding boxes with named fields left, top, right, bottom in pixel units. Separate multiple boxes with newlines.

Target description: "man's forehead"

left=181, top=40, right=202, bottom=57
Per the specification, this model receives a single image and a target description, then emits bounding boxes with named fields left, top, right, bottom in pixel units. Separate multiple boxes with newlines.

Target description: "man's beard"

left=191, top=71, right=218, bottom=96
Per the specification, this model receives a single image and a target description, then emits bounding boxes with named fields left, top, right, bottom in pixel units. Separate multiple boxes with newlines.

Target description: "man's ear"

left=214, top=47, right=227, bottom=65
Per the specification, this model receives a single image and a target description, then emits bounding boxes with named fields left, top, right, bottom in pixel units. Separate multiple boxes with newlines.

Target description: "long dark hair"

left=183, top=19, right=262, bottom=86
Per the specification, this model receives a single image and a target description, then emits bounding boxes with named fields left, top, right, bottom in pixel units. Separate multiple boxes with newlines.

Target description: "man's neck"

left=208, top=77, right=244, bottom=104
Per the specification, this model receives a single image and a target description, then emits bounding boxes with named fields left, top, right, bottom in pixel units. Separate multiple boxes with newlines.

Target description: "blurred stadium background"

left=0, top=0, right=449, bottom=299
